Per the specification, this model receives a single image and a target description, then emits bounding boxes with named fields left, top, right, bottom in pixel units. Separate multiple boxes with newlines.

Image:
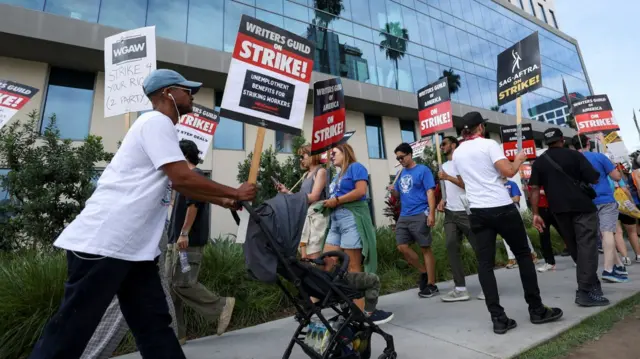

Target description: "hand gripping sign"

left=311, top=78, right=346, bottom=155
left=0, top=80, right=39, bottom=131
left=176, top=104, right=220, bottom=161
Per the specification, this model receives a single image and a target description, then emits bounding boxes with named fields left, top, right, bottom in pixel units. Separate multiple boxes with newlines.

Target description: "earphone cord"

left=170, top=94, right=181, bottom=122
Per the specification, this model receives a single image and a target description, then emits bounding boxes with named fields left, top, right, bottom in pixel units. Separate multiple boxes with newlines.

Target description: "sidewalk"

left=116, top=256, right=640, bottom=359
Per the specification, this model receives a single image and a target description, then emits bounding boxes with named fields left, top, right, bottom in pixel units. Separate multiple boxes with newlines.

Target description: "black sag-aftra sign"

left=497, top=32, right=542, bottom=106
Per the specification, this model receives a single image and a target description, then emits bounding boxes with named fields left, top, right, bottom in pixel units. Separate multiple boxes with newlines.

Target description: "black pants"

left=29, top=251, right=185, bottom=359
left=553, top=211, right=600, bottom=292
left=469, top=204, right=543, bottom=318
left=539, top=207, right=559, bottom=265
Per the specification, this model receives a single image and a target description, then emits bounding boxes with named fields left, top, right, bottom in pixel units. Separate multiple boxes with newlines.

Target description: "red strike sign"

left=503, top=140, right=536, bottom=161
left=234, top=33, right=312, bottom=83
left=519, top=164, right=532, bottom=179
left=420, top=101, right=452, bottom=137
left=312, top=110, right=345, bottom=152
left=576, top=111, right=619, bottom=133
left=179, top=114, right=218, bottom=135
left=0, top=92, right=29, bottom=110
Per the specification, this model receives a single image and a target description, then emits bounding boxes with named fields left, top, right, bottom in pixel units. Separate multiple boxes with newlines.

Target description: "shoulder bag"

left=543, top=153, right=596, bottom=200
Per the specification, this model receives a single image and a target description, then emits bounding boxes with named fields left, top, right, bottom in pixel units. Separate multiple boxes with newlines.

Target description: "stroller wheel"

left=377, top=353, right=397, bottom=359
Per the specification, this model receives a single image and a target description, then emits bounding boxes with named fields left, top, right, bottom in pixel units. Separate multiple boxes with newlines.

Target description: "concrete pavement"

left=116, top=256, right=640, bottom=359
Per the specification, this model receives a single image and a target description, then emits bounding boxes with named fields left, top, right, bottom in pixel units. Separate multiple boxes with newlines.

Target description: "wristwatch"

left=180, top=231, right=189, bottom=237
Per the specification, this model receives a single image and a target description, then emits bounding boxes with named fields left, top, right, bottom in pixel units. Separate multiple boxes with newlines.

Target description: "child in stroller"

left=241, top=191, right=397, bottom=359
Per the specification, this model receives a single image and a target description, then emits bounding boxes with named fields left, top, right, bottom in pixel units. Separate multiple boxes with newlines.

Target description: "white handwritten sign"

left=104, top=26, right=156, bottom=118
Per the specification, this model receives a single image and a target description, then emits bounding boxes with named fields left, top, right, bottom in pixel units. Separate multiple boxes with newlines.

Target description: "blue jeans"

left=325, top=207, right=362, bottom=249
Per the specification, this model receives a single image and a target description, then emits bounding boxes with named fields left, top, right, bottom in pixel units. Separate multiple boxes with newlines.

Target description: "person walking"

left=529, top=128, right=609, bottom=307
left=387, top=143, right=438, bottom=298
left=501, top=177, right=538, bottom=269
left=609, top=164, right=640, bottom=264
left=436, top=136, right=481, bottom=302
left=452, top=112, right=562, bottom=335
left=166, top=139, right=237, bottom=345
left=572, top=135, right=628, bottom=283
left=526, top=180, right=561, bottom=273
left=28, top=69, right=256, bottom=359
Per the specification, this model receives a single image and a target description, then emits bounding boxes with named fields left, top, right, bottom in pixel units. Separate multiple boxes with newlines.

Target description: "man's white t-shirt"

left=441, top=160, right=466, bottom=211
left=452, top=137, right=513, bottom=209
left=54, top=111, right=186, bottom=261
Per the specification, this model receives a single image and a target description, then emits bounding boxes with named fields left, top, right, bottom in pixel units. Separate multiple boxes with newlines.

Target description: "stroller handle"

left=319, top=251, right=350, bottom=273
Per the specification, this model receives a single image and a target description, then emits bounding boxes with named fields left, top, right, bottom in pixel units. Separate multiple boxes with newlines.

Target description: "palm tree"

left=440, top=68, right=461, bottom=95
left=379, top=22, right=409, bottom=90
left=490, top=105, right=507, bottom=113
left=307, top=0, right=344, bottom=74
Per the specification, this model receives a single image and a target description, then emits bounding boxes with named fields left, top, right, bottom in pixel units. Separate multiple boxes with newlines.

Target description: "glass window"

left=444, top=24, right=460, bottom=58
left=549, top=10, right=558, bottom=28
left=187, top=0, right=224, bottom=50
left=275, top=131, right=294, bottom=153
left=385, top=0, right=403, bottom=26
left=402, top=0, right=415, bottom=8
left=518, top=0, right=525, bottom=10
left=417, top=13, right=436, bottom=49
left=284, top=17, right=309, bottom=38
left=214, top=92, right=245, bottom=150
left=370, top=0, right=388, bottom=30
left=351, top=0, right=372, bottom=26
left=399, top=119, right=416, bottom=143
left=455, top=28, right=471, bottom=61
left=41, top=67, right=95, bottom=140
left=431, top=20, right=449, bottom=53
left=537, top=4, right=548, bottom=23
left=425, top=60, right=440, bottom=83
left=224, top=0, right=256, bottom=52
left=466, top=73, right=483, bottom=108
left=528, top=0, right=536, bottom=17
left=98, top=0, right=147, bottom=30
left=287, top=0, right=310, bottom=22
left=1, top=0, right=44, bottom=10
left=44, top=0, right=100, bottom=22
left=409, top=56, right=428, bottom=92
left=353, top=23, right=374, bottom=42
left=257, top=0, right=283, bottom=13
left=402, top=5, right=421, bottom=45
left=437, top=51, right=451, bottom=68
left=449, top=0, right=463, bottom=19
left=147, top=0, right=188, bottom=42
left=438, top=0, right=452, bottom=15
left=454, top=71, right=471, bottom=105
left=257, top=9, right=284, bottom=27
left=354, top=39, right=380, bottom=85
left=450, top=56, right=464, bottom=72
left=365, top=115, right=386, bottom=159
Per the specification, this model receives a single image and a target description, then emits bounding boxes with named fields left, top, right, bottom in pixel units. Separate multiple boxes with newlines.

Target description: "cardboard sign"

left=418, top=78, right=452, bottom=137
left=573, top=95, right=619, bottom=134
left=104, top=26, right=157, bottom=118
left=410, top=137, right=431, bottom=158
left=500, top=123, right=536, bottom=160
left=497, top=32, right=542, bottom=106
left=0, top=79, right=39, bottom=130
left=220, top=15, right=315, bottom=136
left=311, top=78, right=345, bottom=155
left=519, top=164, right=532, bottom=180
left=176, top=104, right=220, bottom=161
left=603, top=131, right=619, bottom=145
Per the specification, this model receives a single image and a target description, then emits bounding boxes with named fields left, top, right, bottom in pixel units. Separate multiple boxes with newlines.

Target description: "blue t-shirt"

left=394, top=164, right=436, bottom=217
left=583, top=151, right=616, bottom=205
left=504, top=180, right=522, bottom=198
left=330, top=162, right=368, bottom=201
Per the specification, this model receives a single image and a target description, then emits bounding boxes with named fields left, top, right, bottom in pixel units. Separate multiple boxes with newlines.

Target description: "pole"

left=124, top=112, right=131, bottom=132
left=434, top=133, right=446, bottom=201
left=516, top=96, right=522, bottom=152
left=248, top=127, right=266, bottom=184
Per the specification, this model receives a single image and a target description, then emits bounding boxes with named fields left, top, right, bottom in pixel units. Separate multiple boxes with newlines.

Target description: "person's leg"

left=573, top=212, right=602, bottom=293
left=598, top=204, right=622, bottom=275
left=345, top=272, right=393, bottom=324
left=334, top=208, right=366, bottom=310
left=614, top=220, right=629, bottom=260
left=623, top=222, right=640, bottom=260
left=157, top=224, right=178, bottom=336
left=408, top=215, right=436, bottom=288
left=444, top=210, right=466, bottom=289
left=469, top=209, right=503, bottom=318
left=80, top=297, right=130, bottom=359
left=29, top=252, right=131, bottom=359
left=395, top=219, right=427, bottom=274
left=117, top=259, right=186, bottom=359
left=538, top=208, right=556, bottom=267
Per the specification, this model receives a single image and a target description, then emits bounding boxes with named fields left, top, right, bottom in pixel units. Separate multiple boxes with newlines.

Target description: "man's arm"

left=427, top=189, right=436, bottom=216
left=530, top=185, right=541, bottom=216
left=511, top=195, right=521, bottom=203
left=181, top=205, right=198, bottom=235
left=440, top=172, right=465, bottom=189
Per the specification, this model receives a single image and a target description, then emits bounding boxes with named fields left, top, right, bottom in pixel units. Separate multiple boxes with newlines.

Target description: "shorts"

left=325, top=208, right=362, bottom=249
left=395, top=214, right=432, bottom=247
left=619, top=213, right=638, bottom=226
left=596, top=202, right=619, bottom=233
left=299, top=205, right=329, bottom=255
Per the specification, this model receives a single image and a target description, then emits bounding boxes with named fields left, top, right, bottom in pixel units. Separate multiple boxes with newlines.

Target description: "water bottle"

left=305, top=319, right=318, bottom=347
left=179, top=251, right=191, bottom=273
left=314, top=323, right=326, bottom=352
left=320, top=322, right=333, bottom=353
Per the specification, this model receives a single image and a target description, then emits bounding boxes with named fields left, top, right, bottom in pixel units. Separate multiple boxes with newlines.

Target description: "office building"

left=0, top=0, right=591, bottom=238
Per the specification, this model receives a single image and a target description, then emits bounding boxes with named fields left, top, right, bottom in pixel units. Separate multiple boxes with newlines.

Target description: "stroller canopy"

left=243, top=191, right=309, bottom=283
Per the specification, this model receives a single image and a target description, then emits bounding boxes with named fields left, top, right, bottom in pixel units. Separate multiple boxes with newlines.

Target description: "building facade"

left=507, top=0, right=559, bottom=29
left=0, top=0, right=590, bottom=238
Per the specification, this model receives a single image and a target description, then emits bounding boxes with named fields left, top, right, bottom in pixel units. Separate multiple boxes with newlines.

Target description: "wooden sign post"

left=434, top=133, right=446, bottom=201
left=516, top=96, right=523, bottom=152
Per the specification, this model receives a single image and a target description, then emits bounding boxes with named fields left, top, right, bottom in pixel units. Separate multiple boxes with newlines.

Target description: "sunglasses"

left=169, top=86, right=192, bottom=95
left=396, top=154, right=408, bottom=162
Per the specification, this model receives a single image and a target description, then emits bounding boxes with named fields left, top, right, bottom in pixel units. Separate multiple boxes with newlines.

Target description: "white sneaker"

left=477, top=291, right=485, bottom=300
left=636, top=255, right=640, bottom=263
left=537, top=263, right=556, bottom=273
left=441, top=289, right=470, bottom=302
left=623, top=257, right=633, bottom=266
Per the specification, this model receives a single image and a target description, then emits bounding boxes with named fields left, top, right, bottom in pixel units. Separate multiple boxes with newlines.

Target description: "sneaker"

left=560, top=249, right=571, bottom=257
left=622, top=257, right=633, bottom=266
left=530, top=306, right=563, bottom=324
left=419, top=284, right=439, bottom=298
left=477, top=291, right=485, bottom=300
left=441, top=289, right=471, bottom=302
left=492, top=315, right=517, bottom=334
left=368, top=309, right=394, bottom=325
left=636, top=255, right=640, bottom=263
left=614, top=265, right=628, bottom=276
left=506, top=260, right=518, bottom=269
left=593, top=281, right=604, bottom=297
left=217, top=297, right=236, bottom=335
left=575, top=290, right=610, bottom=307
left=418, top=272, right=429, bottom=291
left=537, top=263, right=556, bottom=273
left=602, top=270, right=629, bottom=283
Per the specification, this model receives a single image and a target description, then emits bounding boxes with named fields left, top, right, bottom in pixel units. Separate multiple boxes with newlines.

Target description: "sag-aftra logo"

left=112, top=35, right=148, bottom=65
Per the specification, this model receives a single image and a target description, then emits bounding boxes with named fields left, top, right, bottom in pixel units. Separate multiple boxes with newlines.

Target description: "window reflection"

left=214, top=92, right=245, bottom=150
left=399, top=119, right=417, bottom=143
left=275, top=131, right=294, bottom=153
left=147, top=0, right=188, bottom=42
left=98, top=0, right=146, bottom=30
left=41, top=67, right=95, bottom=140
left=187, top=0, right=224, bottom=50
left=365, top=115, right=386, bottom=159
left=45, top=0, right=100, bottom=21
left=224, top=0, right=256, bottom=52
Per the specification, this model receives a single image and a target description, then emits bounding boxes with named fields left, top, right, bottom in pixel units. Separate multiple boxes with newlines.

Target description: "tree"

left=440, top=68, right=461, bottom=95
left=0, top=111, right=113, bottom=251
left=490, top=105, right=508, bottom=114
left=308, top=0, right=344, bottom=75
left=379, top=22, right=409, bottom=90
left=565, top=113, right=577, bottom=130
left=237, top=134, right=306, bottom=206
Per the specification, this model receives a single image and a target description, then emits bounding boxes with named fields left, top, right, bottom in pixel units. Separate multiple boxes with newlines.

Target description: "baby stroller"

left=239, top=192, right=396, bottom=359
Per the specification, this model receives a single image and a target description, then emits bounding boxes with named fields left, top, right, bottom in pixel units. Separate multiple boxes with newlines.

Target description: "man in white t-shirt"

left=29, top=69, right=256, bottom=359
left=452, top=111, right=562, bottom=335
left=437, top=136, right=480, bottom=303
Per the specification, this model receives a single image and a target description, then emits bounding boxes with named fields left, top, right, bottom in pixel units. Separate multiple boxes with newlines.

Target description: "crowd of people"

left=26, top=69, right=640, bottom=358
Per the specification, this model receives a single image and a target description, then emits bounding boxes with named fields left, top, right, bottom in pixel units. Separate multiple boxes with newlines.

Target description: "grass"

left=0, top=213, right=567, bottom=358
left=515, top=293, right=640, bottom=359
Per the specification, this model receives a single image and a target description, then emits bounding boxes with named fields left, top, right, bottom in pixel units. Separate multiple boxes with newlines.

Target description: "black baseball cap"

left=543, top=128, right=563, bottom=145
left=461, top=111, right=487, bottom=129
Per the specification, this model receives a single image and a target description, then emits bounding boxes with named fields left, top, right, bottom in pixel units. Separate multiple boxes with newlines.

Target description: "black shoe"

left=418, top=272, right=429, bottom=291
left=575, top=290, right=610, bottom=307
left=492, top=315, right=517, bottom=334
left=530, top=306, right=563, bottom=324
left=560, top=249, right=570, bottom=257
left=418, top=284, right=439, bottom=298
left=593, top=281, right=604, bottom=297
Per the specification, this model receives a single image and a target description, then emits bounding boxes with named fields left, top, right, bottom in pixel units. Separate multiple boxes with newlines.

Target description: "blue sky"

left=556, top=0, right=640, bottom=151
